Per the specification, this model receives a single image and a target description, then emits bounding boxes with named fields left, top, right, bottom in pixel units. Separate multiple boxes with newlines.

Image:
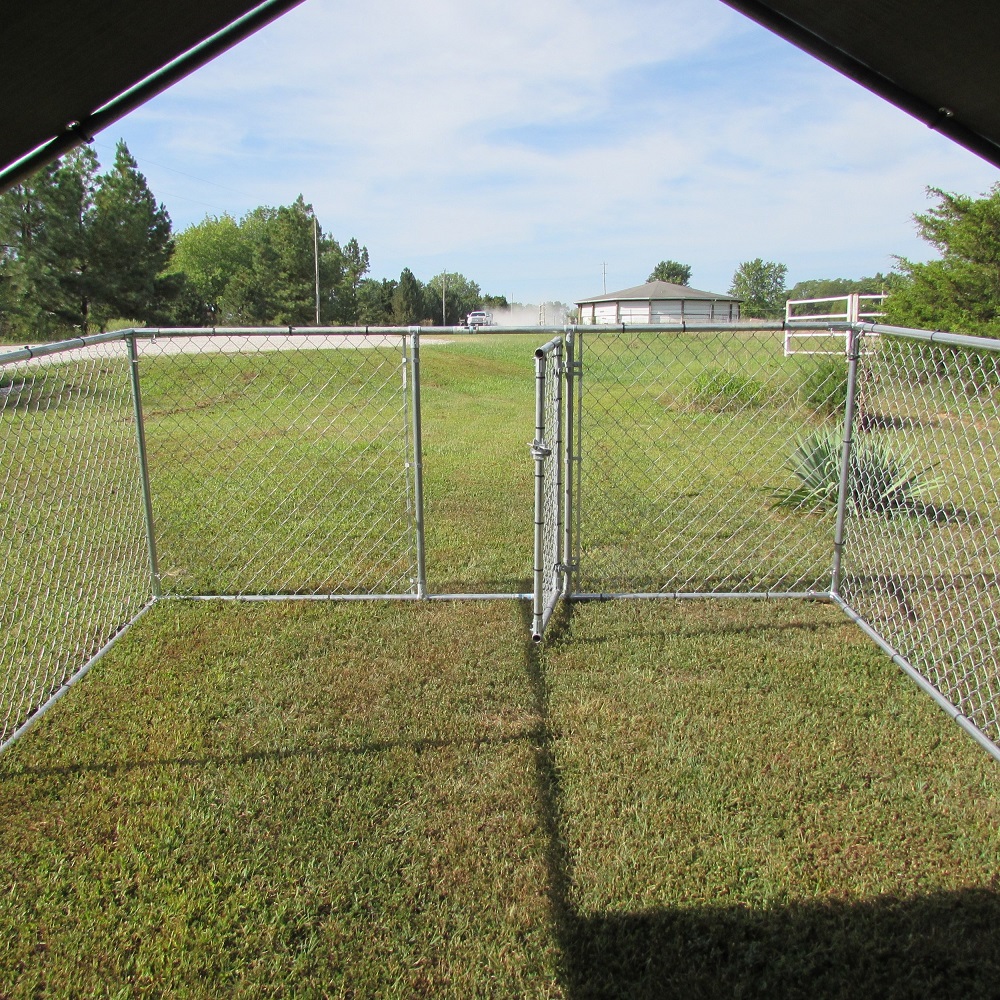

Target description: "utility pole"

left=313, top=216, right=320, bottom=325
left=442, top=272, right=447, bottom=326
left=602, top=262, right=608, bottom=294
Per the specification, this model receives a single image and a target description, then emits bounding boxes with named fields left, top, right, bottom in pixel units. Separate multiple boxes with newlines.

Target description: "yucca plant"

left=774, top=427, right=940, bottom=515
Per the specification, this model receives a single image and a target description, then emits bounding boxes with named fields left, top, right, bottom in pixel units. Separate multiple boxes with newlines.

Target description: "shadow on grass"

left=4, top=729, right=539, bottom=779
left=520, top=597, right=1000, bottom=1000
left=561, top=889, right=1000, bottom=999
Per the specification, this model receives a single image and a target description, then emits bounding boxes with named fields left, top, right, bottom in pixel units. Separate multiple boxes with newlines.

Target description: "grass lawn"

left=2, top=331, right=999, bottom=996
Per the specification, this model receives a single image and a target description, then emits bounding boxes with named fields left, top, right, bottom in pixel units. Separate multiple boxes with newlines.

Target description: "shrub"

left=686, top=367, right=767, bottom=411
left=799, top=356, right=848, bottom=416
left=774, top=427, right=940, bottom=515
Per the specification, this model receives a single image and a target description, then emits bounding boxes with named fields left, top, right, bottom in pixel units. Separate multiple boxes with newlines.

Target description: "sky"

left=94, top=0, right=1000, bottom=306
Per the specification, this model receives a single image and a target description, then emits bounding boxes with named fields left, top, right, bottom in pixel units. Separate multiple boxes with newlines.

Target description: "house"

left=576, top=280, right=741, bottom=325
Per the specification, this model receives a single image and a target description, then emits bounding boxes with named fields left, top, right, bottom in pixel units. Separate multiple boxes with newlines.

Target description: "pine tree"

left=89, top=140, right=172, bottom=326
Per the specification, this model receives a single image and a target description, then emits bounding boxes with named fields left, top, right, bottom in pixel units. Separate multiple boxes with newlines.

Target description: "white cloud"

left=108, top=0, right=1000, bottom=303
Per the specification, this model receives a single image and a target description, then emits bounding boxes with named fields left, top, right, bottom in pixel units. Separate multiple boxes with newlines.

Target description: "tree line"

left=4, top=143, right=999, bottom=341
left=0, top=142, right=508, bottom=342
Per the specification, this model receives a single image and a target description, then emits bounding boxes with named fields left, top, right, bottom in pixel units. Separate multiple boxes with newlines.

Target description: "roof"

left=577, top=281, right=740, bottom=306
left=2, top=0, right=1000, bottom=190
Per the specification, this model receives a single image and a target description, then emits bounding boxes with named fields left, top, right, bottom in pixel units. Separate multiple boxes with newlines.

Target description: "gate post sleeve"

left=831, top=325, right=862, bottom=597
left=408, top=328, right=428, bottom=599
left=127, top=332, right=161, bottom=599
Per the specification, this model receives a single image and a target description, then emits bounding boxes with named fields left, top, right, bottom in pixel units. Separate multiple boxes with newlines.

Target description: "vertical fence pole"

left=570, top=328, right=583, bottom=596
left=531, top=349, right=548, bottom=640
left=831, top=326, right=862, bottom=597
left=408, top=329, right=428, bottom=598
left=552, top=337, right=564, bottom=602
left=562, top=328, right=576, bottom=598
left=126, top=332, right=161, bottom=599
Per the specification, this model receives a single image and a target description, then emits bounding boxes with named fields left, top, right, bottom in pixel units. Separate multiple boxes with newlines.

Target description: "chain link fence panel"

left=838, top=329, right=1000, bottom=749
left=572, top=325, right=845, bottom=597
left=1, top=337, right=151, bottom=750
left=137, top=331, right=420, bottom=598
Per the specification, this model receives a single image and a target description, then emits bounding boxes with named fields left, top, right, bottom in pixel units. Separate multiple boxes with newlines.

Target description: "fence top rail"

left=788, top=294, right=886, bottom=306
left=0, top=329, right=128, bottom=366
left=864, top=323, right=1000, bottom=353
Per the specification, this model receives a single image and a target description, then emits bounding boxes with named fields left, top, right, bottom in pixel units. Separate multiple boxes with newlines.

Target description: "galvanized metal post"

left=531, top=349, right=548, bottom=639
left=831, top=326, right=862, bottom=597
left=126, top=333, right=161, bottom=599
left=570, top=328, right=583, bottom=595
left=552, top=337, right=564, bottom=603
left=561, top=328, right=576, bottom=598
left=408, top=329, right=428, bottom=598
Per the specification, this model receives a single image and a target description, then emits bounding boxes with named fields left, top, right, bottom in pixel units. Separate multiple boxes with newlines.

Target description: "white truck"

left=464, top=310, right=495, bottom=331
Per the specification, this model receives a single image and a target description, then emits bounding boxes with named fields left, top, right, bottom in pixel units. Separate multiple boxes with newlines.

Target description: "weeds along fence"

left=1, top=322, right=998, bottom=760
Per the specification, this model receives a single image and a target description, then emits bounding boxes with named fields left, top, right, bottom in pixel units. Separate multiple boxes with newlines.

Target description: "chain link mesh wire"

left=137, top=331, right=419, bottom=597
left=839, top=330, right=1000, bottom=747
left=532, top=337, right=564, bottom=639
left=572, top=325, right=846, bottom=596
left=1, top=339, right=150, bottom=749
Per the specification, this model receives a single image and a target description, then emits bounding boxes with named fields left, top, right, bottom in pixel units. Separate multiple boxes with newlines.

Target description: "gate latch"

left=529, top=439, right=552, bottom=459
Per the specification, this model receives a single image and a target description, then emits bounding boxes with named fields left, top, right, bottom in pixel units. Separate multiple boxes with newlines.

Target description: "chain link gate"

left=531, top=335, right=566, bottom=641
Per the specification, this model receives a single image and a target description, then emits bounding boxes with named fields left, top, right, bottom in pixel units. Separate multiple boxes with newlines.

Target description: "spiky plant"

left=774, top=427, right=940, bottom=515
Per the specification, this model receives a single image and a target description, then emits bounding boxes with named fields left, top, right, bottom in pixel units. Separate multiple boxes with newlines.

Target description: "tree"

left=729, top=258, right=788, bottom=319
left=166, top=197, right=362, bottom=326
left=0, top=146, right=99, bottom=338
left=166, top=213, right=251, bottom=318
left=391, top=268, right=424, bottom=325
left=787, top=275, right=892, bottom=302
left=648, top=260, right=692, bottom=285
left=89, top=140, right=173, bottom=326
left=885, top=185, right=1000, bottom=336
left=357, top=277, right=397, bottom=325
left=330, top=237, right=370, bottom=324
left=425, top=271, right=481, bottom=326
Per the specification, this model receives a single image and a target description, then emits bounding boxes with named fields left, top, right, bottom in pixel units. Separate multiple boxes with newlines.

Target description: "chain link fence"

left=835, top=327, right=1000, bottom=751
left=3, top=323, right=998, bottom=760
left=570, top=325, right=842, bottom=598
left=1, top=328, right=424, bottom=750
left=136, top=331, right=420, bottom=598
left=1, top=336, right=152, bottom=750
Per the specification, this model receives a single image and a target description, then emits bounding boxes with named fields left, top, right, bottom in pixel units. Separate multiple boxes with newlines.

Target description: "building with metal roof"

left=576, top=281, right=741, bottom=326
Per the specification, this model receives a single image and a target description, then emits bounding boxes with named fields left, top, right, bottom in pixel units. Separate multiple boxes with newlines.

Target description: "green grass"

left=1, top=599, right=998, bottom=997
left=2, top=331, right=1000, bottom=996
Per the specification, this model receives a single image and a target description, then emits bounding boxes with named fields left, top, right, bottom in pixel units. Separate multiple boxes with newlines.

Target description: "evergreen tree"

left=886, top=185, right=1000, bottom=337
left=358, top=277, right=397, bottom=324
left=89, top=140, right=172, bottom=326
left=391, top=268, right=424, bottom=325
left=0, top=147, right=98, bottom=338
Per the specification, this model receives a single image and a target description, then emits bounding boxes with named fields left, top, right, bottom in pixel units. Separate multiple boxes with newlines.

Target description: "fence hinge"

left=530, top=439, right=552, bottom=459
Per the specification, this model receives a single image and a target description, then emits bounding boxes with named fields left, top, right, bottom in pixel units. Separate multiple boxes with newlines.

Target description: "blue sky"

left=95, top=0, right=999, bottom=306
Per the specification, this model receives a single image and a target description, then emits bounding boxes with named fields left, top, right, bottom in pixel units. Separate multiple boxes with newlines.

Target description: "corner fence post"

left=407, top=328, right=428, bottom=598
left=831, top=326, right=862, bottom=597
left=127, top=332, right=161, bottom=599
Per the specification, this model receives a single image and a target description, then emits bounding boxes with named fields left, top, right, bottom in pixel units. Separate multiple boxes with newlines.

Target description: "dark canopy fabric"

left=1, top=0, right=302, bottom=188
left=721, top=0, right=1000, bottom=169
left=2, top=0, right=999, bottom=186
